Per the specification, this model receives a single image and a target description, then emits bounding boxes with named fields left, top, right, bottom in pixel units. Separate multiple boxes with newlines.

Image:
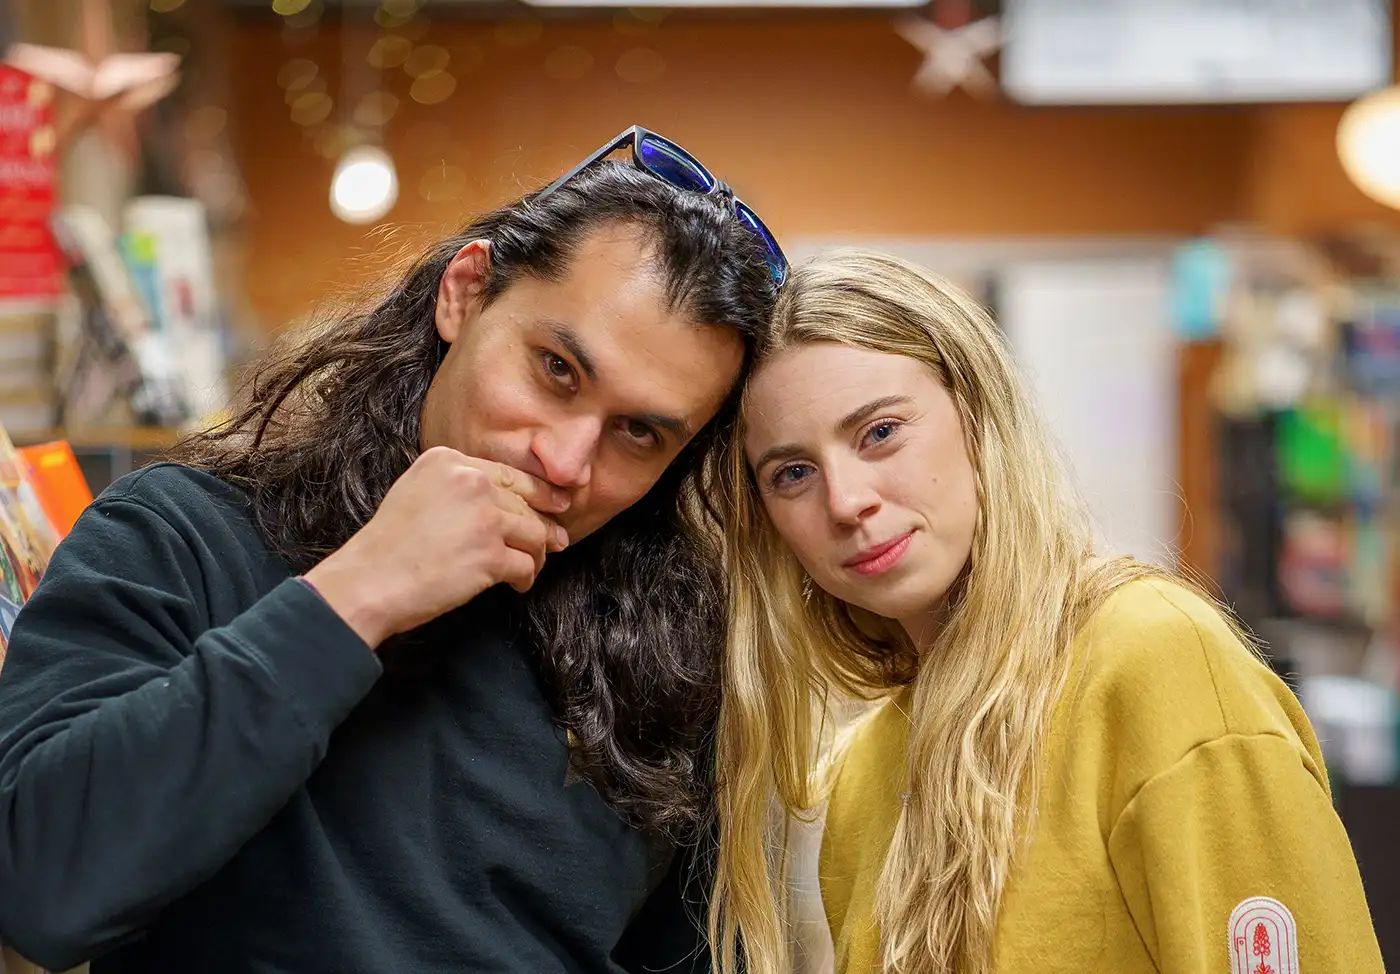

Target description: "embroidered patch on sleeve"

left=1230, top=896, right=1299, bottom=974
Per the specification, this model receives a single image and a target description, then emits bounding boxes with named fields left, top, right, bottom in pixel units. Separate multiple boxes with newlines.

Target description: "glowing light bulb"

left=1338, top=86, right=1400, bottom=211
left=329, top=145, right=398, bottom=224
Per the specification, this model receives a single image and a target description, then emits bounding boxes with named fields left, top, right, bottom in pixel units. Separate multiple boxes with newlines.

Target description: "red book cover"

left=0, top=64, right=62, bottom=303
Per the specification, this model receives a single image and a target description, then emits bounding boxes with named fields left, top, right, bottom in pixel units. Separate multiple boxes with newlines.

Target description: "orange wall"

left=226, top=11, right=1399, bottom=326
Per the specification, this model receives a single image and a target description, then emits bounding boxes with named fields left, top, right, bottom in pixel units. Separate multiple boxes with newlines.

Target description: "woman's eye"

left=865, top=421, right=900, bottom=446
left=772, top=463, right=812, bottom=488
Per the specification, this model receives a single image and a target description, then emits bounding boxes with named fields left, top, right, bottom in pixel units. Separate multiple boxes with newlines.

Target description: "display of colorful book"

left=0, top=425, right=93, bottom=657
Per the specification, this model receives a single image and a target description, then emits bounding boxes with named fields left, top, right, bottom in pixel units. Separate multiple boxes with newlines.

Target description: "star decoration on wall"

left=894, top=0, right=1002, bottom=98
left=3, top=0, right=181, bottom=162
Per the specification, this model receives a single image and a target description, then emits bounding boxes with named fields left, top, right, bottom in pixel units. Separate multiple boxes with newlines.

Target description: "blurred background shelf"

left=12, top=427, right=181, bottom=451
left=13, top=428, right=180, bottom=493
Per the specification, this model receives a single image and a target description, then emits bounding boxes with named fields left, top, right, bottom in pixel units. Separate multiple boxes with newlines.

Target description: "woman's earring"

left=801, top=573, right=815, bottom=603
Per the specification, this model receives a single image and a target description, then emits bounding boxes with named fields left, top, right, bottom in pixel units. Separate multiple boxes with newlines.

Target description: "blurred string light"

left=283, top=0, right=326, bottom=32
left=1337, top=86, right=1400, bottom=211
left=285, top=76, right=326, bottom=104
left=272, top=0, right=329, bottom=162
left=410, top=72, right=456, bottom=104
left=278, top=57, right=318, bottom=90
left=377, top=0, right=422, bottom=29
left=276, top=44, right=331, bottom=133
left=403, top=42, right=459, bottom=104
left=276, top=0, right=474, bottom=221
left=354, top=91, right=400, bottom=128
left=404, top=44, right=450, bottom=78
left=291, top=90, right=333, bottom=125
left=395, top=17, right=432, bottom=43
left=311, top=123, right=356, bottom=160
left=368, top=35, right=413, bottom=69
left=144, top=1, right=247, bottom=223
left=325, top=0, right=431, bottom=224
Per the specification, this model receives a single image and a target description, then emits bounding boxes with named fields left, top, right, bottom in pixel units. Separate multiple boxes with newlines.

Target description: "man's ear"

left=435, top=239, right=492, bottom=344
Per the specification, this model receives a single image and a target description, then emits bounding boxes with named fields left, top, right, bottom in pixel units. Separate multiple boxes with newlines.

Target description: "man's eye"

left=541, top=352, right=577, bottom=389
left=622, top=419, right=659, bottom=447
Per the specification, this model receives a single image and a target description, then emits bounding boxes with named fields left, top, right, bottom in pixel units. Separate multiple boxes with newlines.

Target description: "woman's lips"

left=844, top=530, right=915, bottom=576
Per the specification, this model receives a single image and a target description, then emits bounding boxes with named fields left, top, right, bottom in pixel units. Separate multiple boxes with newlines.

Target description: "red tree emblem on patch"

left=1252, top=923, right=1275, bottom=974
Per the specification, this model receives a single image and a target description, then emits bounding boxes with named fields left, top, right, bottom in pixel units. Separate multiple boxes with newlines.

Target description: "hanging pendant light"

left=330, top=143, right=398, bottom=224
left=1337, top=85, right=1400, bottom=210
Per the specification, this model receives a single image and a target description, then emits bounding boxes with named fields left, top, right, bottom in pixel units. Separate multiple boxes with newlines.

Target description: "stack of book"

left=0, top=63, right=64, bottom=440
left=0, top=310, right=59, bottom=438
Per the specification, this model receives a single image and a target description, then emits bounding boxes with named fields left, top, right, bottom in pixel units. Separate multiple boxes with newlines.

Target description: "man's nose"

left=531, top=417, right=602, bottom=490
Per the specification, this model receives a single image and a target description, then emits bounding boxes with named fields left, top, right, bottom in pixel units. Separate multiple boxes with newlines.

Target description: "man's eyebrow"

left=634, top=412, right=691, bottom=440
left=543, top=320, right=597, bottom=382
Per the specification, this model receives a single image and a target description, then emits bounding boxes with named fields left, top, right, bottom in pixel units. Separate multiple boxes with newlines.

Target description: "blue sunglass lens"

left=638, top=135, right=716, bottom=194
left=735, top=201, right=788, bottom=287
left=634, top=133, right=785, bottom=286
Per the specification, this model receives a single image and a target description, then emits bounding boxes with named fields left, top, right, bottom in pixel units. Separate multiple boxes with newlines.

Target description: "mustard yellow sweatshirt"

left=819, top=578, right=1384, bottom=973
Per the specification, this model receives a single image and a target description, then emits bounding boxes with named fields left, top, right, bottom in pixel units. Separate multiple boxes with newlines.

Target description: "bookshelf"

left=12, top=427, right=180, bottom=494
left=12, top=427, right=180, bottom=451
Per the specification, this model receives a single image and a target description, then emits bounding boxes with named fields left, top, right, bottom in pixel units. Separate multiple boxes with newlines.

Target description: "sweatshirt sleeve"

left=613, top=837, right=715, bottom=974
left=0, top=494, right=381, bottom=970
left=1107, top=730, right=1384, bottom=974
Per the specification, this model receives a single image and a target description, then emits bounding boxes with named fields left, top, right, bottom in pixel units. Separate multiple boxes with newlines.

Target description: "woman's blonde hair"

left=708, top=249, right=1191, bottom=974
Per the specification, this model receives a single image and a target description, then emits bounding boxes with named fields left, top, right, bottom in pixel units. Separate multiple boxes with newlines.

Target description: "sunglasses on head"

left=536, top=125, right=788, bottom=288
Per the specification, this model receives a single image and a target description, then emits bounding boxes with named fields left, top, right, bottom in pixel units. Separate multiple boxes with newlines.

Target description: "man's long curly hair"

left=171, top=161, right=778, bottom=836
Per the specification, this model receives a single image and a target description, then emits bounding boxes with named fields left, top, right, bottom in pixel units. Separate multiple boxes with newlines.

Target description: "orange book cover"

left=0, top=429, right=68, bottom=656
left=17, top=441, right=92, bottom=539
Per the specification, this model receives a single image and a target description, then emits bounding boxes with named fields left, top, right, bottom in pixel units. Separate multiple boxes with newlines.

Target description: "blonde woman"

left=708, top=250, right=1384, bottom=974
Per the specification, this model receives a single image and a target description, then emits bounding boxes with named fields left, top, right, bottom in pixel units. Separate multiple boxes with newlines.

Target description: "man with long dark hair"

left=0, top=127, right=783, bottom=973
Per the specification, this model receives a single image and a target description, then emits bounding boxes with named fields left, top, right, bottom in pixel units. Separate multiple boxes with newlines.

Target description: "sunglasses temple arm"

left=534, top=128, right=640, bottom=201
